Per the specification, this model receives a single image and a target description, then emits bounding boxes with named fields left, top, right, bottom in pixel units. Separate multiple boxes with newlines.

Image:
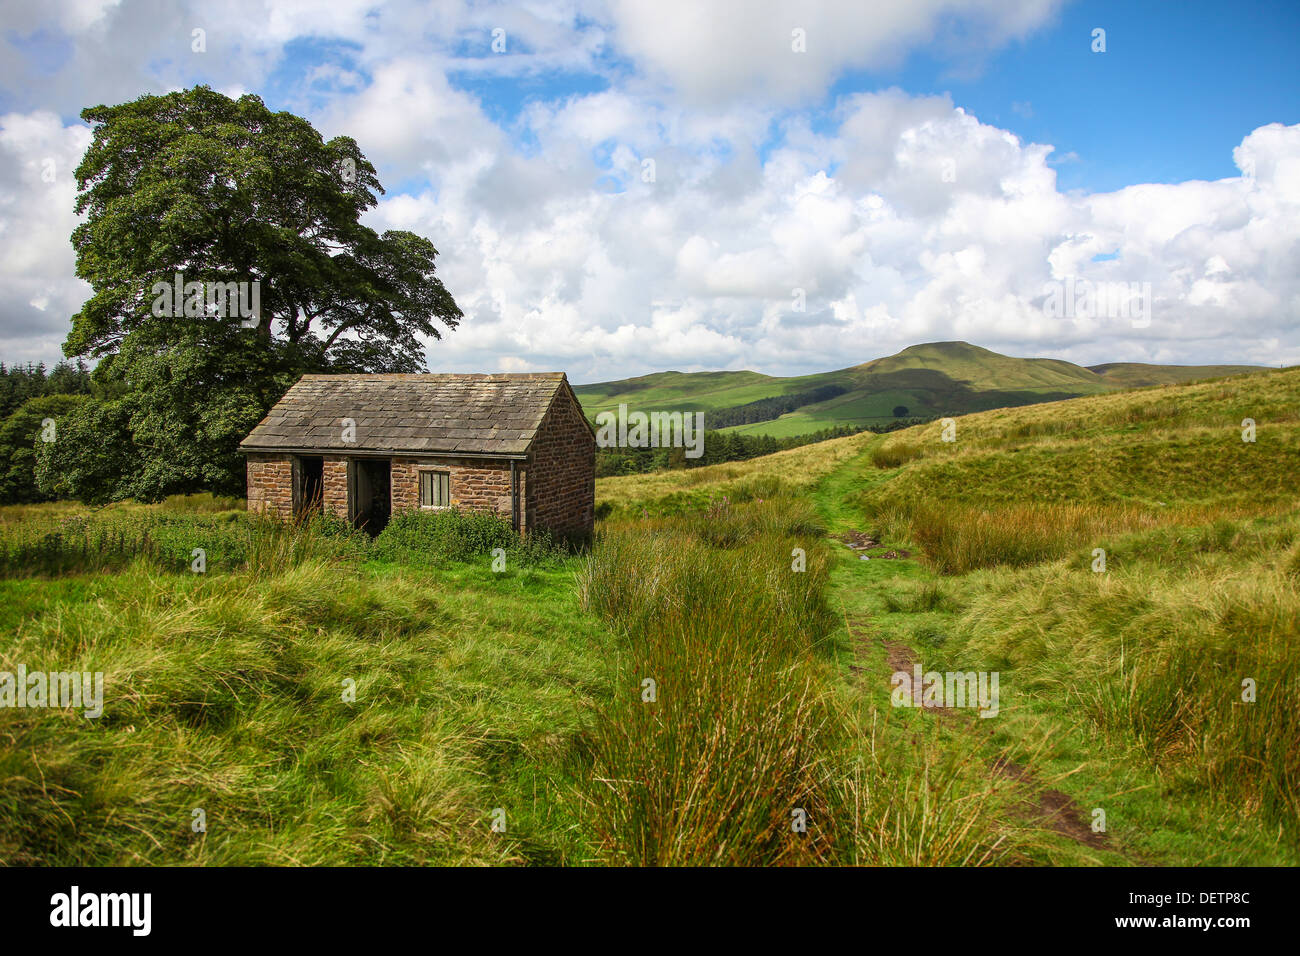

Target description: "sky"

left=0, top=0, right=1297, bottom=384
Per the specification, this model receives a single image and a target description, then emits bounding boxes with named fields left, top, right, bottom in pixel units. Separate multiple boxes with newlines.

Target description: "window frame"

left=418, top=469, right=451, bottom=509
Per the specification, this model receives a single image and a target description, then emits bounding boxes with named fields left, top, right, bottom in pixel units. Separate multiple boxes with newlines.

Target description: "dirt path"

left=845, top=608, right=1114, bottom=854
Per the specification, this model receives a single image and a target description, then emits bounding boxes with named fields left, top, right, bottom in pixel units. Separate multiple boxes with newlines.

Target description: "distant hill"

left=1088, top=362, right=1265, bottom=388
left=575, top=342, right=1265, bottom=438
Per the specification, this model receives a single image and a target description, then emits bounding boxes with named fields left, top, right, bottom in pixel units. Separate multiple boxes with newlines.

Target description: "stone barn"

left=238, top=372, right=595, bottom=539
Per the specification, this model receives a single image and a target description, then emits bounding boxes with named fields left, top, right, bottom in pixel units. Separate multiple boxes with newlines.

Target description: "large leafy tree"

left=43, top=86, right=462, bottom=502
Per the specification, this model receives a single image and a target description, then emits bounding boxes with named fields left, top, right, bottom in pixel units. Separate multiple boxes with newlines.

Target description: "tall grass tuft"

left=0, top=509, right=366, bottom=578
left=870, top=441, right=923, bottom=469
left=903, top=501, right=1154, bottom=574
left=577, top=499, right=846, bottom=864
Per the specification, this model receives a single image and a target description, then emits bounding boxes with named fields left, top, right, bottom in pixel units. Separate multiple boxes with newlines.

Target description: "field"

left=1, top=365, right=1296, bottom=865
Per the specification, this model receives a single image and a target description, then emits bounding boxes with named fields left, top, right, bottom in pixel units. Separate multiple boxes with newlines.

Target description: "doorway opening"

left=350, top=458, right=392, bottom=535
left=294, top=455, right=324, bottom=517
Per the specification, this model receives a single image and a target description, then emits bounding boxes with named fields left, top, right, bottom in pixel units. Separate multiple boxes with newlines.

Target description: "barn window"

left=419, top=470, right=450, bottom=508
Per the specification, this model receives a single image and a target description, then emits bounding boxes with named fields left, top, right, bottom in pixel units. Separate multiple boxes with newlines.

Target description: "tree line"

left=704, top=383, right=849, bottom=428
left=0, top=361, right=94, bottom=503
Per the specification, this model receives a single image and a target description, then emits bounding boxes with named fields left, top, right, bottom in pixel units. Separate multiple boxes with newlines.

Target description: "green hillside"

left=574, top=368, right=838, bottom=415
left=1089, top=362, right=1265, bottom=388
left=578, top=341, right=1252, bottom=438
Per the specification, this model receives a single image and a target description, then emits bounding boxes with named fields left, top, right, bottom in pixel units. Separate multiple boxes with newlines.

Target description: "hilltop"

left=575, top=341, right=1264, bottom=438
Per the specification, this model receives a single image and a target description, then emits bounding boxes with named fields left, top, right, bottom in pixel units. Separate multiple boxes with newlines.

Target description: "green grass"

left=595, top=361, right=1300, bottom=864
left=577, top=496, right=1013, bottom=865
left=1090, top=362, right=1267, bottom=388
left=0, top=556, right=613, bottom=864
left=816, top=367, right=1300, bottom=863
left=0, top=487, right=1013, bottom=867
left=3, top=360, right=1295, bottom=866
left=860, top=367, right=1300, bottom=573
left=0, top=507, right=368, bottom=578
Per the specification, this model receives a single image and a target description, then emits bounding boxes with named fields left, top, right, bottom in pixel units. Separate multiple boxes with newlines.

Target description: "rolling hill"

left=575, top=341, right=1265, bottom=438
left=1088, top=362, right=1265, bottom=388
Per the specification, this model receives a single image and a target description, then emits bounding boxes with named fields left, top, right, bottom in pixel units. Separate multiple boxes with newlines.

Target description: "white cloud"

left=1, top=1, right=1298, bottom=381
left=0, top=111, right=92, bottom=363
left=605, top=0, right=1064, bottom=107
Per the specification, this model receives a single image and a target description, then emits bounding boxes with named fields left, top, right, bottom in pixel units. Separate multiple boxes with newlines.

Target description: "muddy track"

left=838, top=530, right=911, bottom=560
left=845, top=612, right=1114, bottom=854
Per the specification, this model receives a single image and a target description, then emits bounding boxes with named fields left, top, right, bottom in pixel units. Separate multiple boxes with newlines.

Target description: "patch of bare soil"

left=993, top=759, right=1110, bottom=850
left=839, top=530, right=911, bottom=560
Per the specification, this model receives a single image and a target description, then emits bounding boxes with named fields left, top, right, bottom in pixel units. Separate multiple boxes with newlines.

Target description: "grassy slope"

left=581, top=342, right=1267, bottom=439
left=595, top=365, right=1300, bottom=864
left=5, top=363, right=1293, bottom=866
left=1, top=493, right=1013, bottom=867
left=574, top=369, right=836, bottom=415
left=1090, top=362, right=1265, bottom=388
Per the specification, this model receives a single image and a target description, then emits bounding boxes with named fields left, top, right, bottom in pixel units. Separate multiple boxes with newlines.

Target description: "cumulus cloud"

left=1, top=0, right=1298, bottom=380
left=605, top=0, right=1064, bottom=107
left=0, top=111, right=92, bottom=363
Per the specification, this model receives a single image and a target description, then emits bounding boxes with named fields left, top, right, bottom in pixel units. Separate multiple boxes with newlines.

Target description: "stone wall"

left=322, top=456, right=349, bottom=520
left=390, top=457, right=515, bottom=520
left=526, top=384, right=596, bottom=539
left=246, top=453, right=293, bottom=517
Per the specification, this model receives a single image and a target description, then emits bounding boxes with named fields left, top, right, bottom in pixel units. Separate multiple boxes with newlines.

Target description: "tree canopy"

left=40, top=86, right=463, bottom=503
left=68, top=85, right=460, bottom=368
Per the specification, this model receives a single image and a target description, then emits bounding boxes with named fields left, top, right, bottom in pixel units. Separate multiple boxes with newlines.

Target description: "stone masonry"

left=390, top=456, right=515, bottom=520
left=525, top=382, right=596, bottom=537
left=245, top=454, right=293, bottom=517
left=240, top=373, right=596, bottom=538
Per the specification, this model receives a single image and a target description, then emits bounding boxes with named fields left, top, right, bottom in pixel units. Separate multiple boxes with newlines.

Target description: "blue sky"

left=871, top=0, right=1300, bottom=192
left=241, top=0, right=1300, bottom=199
left=1, top=1, right=1297, bottom=379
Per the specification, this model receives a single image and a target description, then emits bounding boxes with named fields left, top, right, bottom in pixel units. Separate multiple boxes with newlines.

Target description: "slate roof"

left=239, top=373, right=574, bottom=458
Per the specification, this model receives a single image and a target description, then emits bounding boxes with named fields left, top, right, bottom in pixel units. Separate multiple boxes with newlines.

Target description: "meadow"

left=1, top=364, right=1296, bottom=865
